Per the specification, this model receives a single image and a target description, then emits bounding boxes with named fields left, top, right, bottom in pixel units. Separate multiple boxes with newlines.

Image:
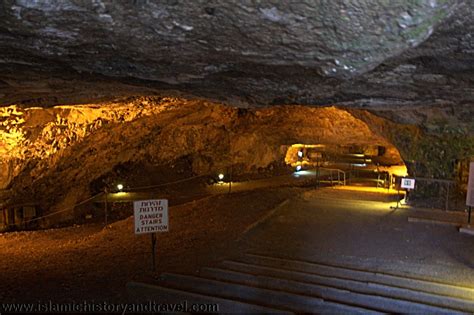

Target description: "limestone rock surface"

left=0, top=0, right=472, bottom=109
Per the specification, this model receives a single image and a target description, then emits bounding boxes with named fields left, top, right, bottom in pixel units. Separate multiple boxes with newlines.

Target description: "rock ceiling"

left=0, top=0, right=472, bottom=110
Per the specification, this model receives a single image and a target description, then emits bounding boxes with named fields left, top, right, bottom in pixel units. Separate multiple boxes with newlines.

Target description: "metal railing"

left=396, top=176, right=464, bottom=211
left=1, top=175, right=209, bottom=231
left=320, top=167, right=346, bottom=186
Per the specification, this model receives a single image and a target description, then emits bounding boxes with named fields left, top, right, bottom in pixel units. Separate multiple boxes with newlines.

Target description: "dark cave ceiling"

left=0, top=0, right=473, bottom=109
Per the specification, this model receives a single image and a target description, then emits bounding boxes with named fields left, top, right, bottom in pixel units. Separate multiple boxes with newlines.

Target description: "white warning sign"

left=401, top=178, right=416, bottom=190
left=134, top=199, right=169, bottom=234
left=467, top=162, right=474, bottom=207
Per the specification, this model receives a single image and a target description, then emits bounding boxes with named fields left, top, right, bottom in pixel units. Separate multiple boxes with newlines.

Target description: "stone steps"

left=238, top=253, right=474, bottom=303
left=220, top=254, right=474, bottom=313
left=200, top=267, right=455, bottom=314
left=127, top=253, right=474, bottom=313
left=127, top=281, right=288, bottom=314
left=158, top=272, right=375, bottom=314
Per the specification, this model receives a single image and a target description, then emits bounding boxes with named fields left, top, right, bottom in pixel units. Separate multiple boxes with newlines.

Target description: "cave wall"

left=1, top=97, right=402, bottom=218
left=350, top=107, right=474, bottom=181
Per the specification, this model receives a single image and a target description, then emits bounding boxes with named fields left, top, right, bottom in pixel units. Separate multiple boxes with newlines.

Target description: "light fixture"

left=117, top=184, right=124, bottom=191
left=297, top=150, right=303, bottom=158
left=218, top=173, right=224, bottom=180
left=296, top=165, right=302, bottom=172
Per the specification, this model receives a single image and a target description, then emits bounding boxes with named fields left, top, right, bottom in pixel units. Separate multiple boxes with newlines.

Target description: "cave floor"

left=0, top=187, right=301, bottom=304
left=1, top=186, right=473, bottom=305
left=237, top=187, right=474, bottom=288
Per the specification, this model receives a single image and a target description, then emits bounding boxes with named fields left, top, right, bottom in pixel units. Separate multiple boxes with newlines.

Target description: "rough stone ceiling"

left=0, top=0, right=473, bottom=108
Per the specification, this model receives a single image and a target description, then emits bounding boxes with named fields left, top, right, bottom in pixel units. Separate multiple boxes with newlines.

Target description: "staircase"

left=128, top=253, right=474, bottom=313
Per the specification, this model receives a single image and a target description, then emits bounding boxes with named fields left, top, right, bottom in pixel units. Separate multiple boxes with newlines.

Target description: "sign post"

left=151, top=233, right=157, bottom=271
left=134, top=199, right=169, bottom=271
left=401, top=178, right=415, bottom=205
left=392, top=177, right=415, bottom=210
left=401, top=178, right=416, bottom=190
left=313, top=152, right=322, bottom=187
left=466, top=162, right=474, bottom=226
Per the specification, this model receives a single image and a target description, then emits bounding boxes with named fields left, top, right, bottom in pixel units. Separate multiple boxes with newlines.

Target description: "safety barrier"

left=320, top=167, right=346, bottom=186
left=0, top=175, right=209, bottom=231
left=402, top=177, right=462, bottom=211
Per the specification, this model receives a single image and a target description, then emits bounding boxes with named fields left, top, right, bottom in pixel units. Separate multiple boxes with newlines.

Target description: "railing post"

left=469, top=206, right=472, bottom=225
left=104, top=187, right=108, bottom=226
left=445, top=182, right=450, bottom=211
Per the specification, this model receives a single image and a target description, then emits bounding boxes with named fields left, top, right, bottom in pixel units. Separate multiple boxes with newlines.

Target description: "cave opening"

left=284, top=143, right=408, bottom=188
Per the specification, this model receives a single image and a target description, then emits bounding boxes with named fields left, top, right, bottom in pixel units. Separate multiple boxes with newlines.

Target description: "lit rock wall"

left=350, top=107, right=474, bottom=180
left=1, top=98, right=170, bottom=189
left=1, top=97, right=402, bottom=219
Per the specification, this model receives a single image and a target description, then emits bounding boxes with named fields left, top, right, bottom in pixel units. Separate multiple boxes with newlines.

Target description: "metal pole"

left=469, top=206, right=472, bottom=225
left=2, top=208, right=6, bottom=229
left=396, top=186, right=400, bottom=209
left=228, top=165, right=232, bottom=194
left=317, top=163, right=320, bottom=187
left=389, top=183, right=400, bottom=210
left=228, top=130, right=232, bottom=194
left=151, top=233, right=157, bottom=271
left=104, top=187, right=108, bottom=226
left=445, top=183, right=450, bottom=211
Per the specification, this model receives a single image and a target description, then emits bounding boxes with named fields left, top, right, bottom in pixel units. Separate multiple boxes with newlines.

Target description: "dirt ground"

left=0, top=187, right=302, bottom=303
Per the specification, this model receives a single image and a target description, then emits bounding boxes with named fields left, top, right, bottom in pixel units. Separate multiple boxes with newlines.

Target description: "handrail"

left=2, top=174, right=210, bottom=228
left=320, top=167, right=346, bottom=186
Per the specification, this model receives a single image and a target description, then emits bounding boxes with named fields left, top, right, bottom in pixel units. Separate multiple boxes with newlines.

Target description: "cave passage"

left=1, top=98, right=413, bottom=230
left=1, top=98, right=473, bottom=311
